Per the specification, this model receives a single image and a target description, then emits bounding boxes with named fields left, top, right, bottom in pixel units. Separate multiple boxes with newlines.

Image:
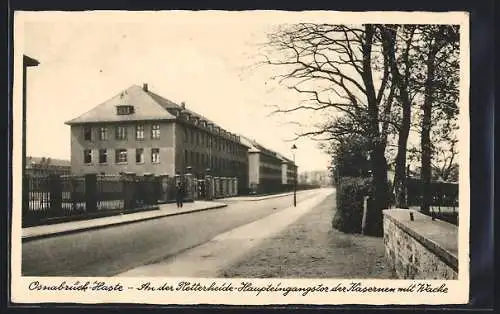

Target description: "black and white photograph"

left=11, top=10, right=470, bottom=305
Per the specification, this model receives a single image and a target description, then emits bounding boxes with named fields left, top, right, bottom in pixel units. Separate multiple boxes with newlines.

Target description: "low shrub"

left=332, top=176, right=371, bottom=234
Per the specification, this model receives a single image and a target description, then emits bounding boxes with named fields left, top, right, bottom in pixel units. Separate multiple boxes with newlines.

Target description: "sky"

left=17, top=11, right=467, bottom=174
left=20, top=12, right=333, bottom=172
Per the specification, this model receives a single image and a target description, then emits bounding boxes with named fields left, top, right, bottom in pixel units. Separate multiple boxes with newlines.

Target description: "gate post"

left=121, top=172, right=136, bottom=210
left=184, top=169, right=194, bottom=202
left=85, top=174, right=97, bottom=212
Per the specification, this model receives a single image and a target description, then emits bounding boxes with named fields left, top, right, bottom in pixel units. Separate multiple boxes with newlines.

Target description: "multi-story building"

left=299, top=170, right=332, bottom=187
left=25, top=156, right=71, bottom=177
left=65, top=84, right=250, bottom=190
left=241, top=137, right=296, bottom=194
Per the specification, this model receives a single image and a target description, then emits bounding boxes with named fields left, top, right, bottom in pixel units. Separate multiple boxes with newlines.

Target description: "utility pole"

left=291, top=144, right=297, bottom=207
left=22, top=55, right=39, bottom=217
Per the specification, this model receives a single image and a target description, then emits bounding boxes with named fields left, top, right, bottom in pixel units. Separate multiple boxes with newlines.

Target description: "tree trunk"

left=421, top=46, right=437, bottom=215
left=361, top=25, right=389, bottom=237
left=381, top=25, right=414, bottom=209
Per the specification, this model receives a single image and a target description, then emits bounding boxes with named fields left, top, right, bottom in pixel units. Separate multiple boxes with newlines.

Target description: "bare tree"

left=418, top=25, right=459, bottom=214
left=380, top=24, right=418, bottom=208
left=263, top=23, right=392, bottom=236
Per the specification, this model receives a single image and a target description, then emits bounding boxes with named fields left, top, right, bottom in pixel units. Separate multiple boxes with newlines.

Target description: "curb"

left=221, top=190, right=313, bottom=202
left=22, top=204, right=228, bottom=242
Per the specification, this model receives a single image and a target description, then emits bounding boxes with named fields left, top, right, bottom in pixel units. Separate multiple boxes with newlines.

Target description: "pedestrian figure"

left=176, top=181, right=184, bottom=208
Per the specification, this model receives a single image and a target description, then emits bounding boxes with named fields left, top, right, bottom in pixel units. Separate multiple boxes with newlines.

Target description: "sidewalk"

left=22, top=201, right=227, bottom=241
left=219, top=189, right=313, bottom=202
left=220, top=193, right=396, bottom=279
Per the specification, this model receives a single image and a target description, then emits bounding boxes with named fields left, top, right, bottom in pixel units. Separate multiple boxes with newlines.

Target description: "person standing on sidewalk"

left=176, top=181, right=185, bottom=208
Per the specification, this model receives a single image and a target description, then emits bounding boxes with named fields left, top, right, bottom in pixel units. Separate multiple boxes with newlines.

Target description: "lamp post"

left=22, top=55, right=39, bottom=216
left=291, top=144, right=297, bottom=207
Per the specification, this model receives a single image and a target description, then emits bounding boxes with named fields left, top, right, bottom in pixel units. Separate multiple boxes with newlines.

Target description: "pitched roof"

left=146, top=90, right=213, bottom=124
left=65, top=85, right=177, bottom=124
left=65, top=84, right=253, bottom=149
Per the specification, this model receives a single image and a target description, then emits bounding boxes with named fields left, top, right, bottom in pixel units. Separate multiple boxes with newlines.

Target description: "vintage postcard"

left=11, top=10, right=470, bottom=305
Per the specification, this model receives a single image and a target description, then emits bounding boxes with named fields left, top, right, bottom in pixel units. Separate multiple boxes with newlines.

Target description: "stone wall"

left=383, top=209, right=458, bottom=280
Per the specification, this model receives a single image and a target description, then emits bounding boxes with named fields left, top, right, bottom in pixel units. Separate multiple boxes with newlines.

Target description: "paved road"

left=22, top=189, right=321, bottom=277
left=117, top=189, right=333, bottom=277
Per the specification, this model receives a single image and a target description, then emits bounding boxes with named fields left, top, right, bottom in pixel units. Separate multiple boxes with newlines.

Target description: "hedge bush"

left=332, top=176, right=371, bottom=234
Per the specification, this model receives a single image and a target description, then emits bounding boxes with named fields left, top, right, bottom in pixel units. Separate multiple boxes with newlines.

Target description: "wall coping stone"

left=383, top=208, right=458, bottom=272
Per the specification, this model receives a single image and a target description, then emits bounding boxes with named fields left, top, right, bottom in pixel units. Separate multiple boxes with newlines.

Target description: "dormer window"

left=116, top=105, right=135, bottom=115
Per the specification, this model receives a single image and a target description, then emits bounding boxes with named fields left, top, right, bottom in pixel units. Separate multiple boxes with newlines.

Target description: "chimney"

left=180, top=102, right=186, bottom=109
left=143, top=83, right=148, bottom=92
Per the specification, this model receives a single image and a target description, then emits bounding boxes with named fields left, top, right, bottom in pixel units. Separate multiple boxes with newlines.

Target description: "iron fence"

left=406, top=178, right=459, bottom=225
left=23, top=172, right=243, bottom=227
left=407, top=178, right=459, bottom=210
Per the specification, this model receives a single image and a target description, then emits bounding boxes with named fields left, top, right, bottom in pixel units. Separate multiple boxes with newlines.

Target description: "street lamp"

left=22, top=55, right=39, bottom=215
left=291, top=144, right=297, bottom=207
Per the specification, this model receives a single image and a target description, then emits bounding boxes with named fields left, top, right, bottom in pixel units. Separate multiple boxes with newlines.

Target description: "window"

left=151, top=148, right=160, bottom=163
left=84, top=149, right=92, bottom=164
left=184, top=150, right=188, bottom=165
left=99, top=127, right=108, bottom=141
left=136, top=125, right=145, bottom=140
left=184, top=128, right=188, bottom=143
left=99, top=149, right=107, bottom=164
left=115, top=126, right=127, bottom=140
left=190, top=130, right=194, bottom=144
left=115, top=149, right=127, bottom=163
left=151, top=124, right=160, bottom=139
left=116, top=105, right=135, bottom=115
left=84, top=127, right=92, bottom=141
left=136, top=148, right=144, bottom=163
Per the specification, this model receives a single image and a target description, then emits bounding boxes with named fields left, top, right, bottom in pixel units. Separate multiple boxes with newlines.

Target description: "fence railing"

left=406, top=178, right=459, bottom=209
left=23, top=173, right=240, bottom=227
left=406, top=178, right=459, bottom=225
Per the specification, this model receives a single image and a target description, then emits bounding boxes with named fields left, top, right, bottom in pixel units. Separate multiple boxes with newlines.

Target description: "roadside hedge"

left=332, top=176, right=371, bottom=234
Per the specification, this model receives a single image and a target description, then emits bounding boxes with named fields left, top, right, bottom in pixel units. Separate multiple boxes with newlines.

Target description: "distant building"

left=240, top=137, right=298, bottom=194
left=65, top=84, right=250, bottom=191
left=25, top=156, right=71, bottom=177
left=298, top=170, right=332, bottom=187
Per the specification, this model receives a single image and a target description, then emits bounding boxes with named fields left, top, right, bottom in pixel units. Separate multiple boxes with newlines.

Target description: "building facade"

left=65, top=84, right=250, bottom=191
